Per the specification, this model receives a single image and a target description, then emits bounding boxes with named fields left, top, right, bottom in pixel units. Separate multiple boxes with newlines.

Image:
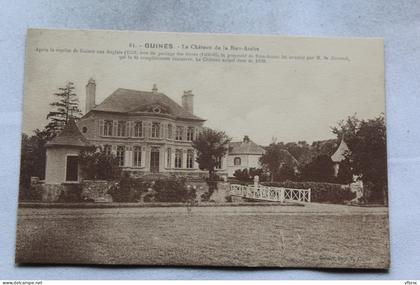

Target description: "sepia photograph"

left=16, top=28, right=389, bottom=268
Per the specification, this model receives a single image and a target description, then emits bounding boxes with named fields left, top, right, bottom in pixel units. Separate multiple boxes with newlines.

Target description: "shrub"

left=154, top=178, right=195, bottom=202
left=58, top=184, right=83, bottom=202
left=200, top=180, right=218, bottom=202
left=262, top=181, right=355, bottom=204
left=79, top=145, right=121, bottom=180
left=109, top=176, right=151, bottom=202
left=233, top=168, right=269, bottom=182
left=109, top=176, right=196, bottom=203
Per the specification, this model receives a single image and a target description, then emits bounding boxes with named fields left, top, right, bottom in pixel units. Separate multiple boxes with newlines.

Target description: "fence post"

left=254, top=175, right=259, bottom=188
left=280, top=188, right=285, bottom=203
left=308, top=188, right=311, bottom=202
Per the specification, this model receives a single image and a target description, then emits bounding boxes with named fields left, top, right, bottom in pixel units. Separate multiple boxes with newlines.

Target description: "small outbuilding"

left=45, top=118, right=91, bottom=184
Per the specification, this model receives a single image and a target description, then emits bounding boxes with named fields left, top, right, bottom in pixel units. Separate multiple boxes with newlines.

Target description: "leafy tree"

left=19, top=131, right=49, bottom=198
left=284, top=141, right=313, bottom=165
left=336, top=157, right=353, bottom=184
left=311, top=139, right=338, bottom=157
left=259, top=143, right=298, bottom=182
left=79, top=145, right=121, bottom=180
left=332, top=114, right=387, bottom=204
left=233, top=167, right=269, bottom=182
left=192, top=128, right=231, bottom=180
left=45, top=82, right=82, bottom=139
left=301, top=154, right=335, bottom=183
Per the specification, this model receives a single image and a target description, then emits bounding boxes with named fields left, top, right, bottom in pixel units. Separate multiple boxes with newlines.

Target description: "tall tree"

left=79, top=145, right=121, bottom=180
left=332, top=114, right=387, bottom=204
left=260, top=143, right=298, bottom=182
left=301, top=154, right=335, bottom=183
left=19, top=130, right=49, bottom=198
left=192, top=128, right=231, bottom=180
left=45, top=82, right=82, bottom=139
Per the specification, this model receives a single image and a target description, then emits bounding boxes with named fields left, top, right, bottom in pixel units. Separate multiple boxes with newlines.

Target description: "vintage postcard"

left=16, top=28, right=389, bottom=268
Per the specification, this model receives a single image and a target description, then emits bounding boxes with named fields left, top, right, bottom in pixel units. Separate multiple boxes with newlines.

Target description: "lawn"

left=15, top=205, right=389, bottom=268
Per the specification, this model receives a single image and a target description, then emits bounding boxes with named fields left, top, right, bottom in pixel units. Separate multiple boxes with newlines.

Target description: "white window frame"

left=175, top=149, right=182, bottom=168
left=175, top=126, right=183, bottom=141
left=186, top=150, right=194, bottom=169
left=133, top=121, right=143, bottom=137
left=187, top=127, right=194, bottom=141
left=151, top=122, right=160, bottom=138
left=117, top=120, right=126, bottom=137
left=133, top=146, right=142, bottom=167
left=103, top=120, right=113, bottom=137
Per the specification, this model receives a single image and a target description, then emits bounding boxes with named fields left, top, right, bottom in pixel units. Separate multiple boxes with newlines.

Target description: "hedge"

left=154, top=178, right=195, bottom=203
left=109, top=177, right=195, bottom=203
left=261, top=181, right=355, bottom=204
left=108, top=177, right=152, bottom=202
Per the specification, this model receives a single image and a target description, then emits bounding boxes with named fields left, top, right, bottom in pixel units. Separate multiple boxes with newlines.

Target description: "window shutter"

left=99, top=120, right=104, bottom=136
left=112, top=120, right=118, bottom=137
left=126, top=121, right=131, bottom=137
left=160, top=123, right=164, bottom=138
left=145, top=122, right=150, bottom=138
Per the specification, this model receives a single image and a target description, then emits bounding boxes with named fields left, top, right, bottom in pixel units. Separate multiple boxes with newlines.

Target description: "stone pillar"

left=171, top=149, right=176, bottom=169
left=159, top=147, right=165, bottom=172
left=124, top=146, right=132, bottom=167
left=163, top=148, right=168, bottom=169
left=254, top=175, right=259, bottom=188
left=145, top=146, right=150, bottom=172
left=140, top=147, right=146, bottom=168
left=221, top=155, right=227, bottom=170
left=182, top=149, right=187, bottom=169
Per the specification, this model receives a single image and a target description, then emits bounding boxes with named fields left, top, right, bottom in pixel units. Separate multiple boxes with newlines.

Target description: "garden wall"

left=81, top=180, right=116, bottom=202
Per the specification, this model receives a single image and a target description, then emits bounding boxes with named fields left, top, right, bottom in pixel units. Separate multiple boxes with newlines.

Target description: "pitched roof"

left=46, top=118, right=91, bottom=148
left=331, top=139, right=350, bottom=162
left=229, top=137, right=265, bottom=155
left=91, top=88, right=205, bottom=121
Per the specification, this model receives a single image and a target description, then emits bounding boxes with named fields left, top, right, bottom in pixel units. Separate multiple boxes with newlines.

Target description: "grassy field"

left=15, top=205, right=389, bottom=268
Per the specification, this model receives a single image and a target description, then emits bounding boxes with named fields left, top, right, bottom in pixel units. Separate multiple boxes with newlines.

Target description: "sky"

left=22, top=29, right=385, bottom=146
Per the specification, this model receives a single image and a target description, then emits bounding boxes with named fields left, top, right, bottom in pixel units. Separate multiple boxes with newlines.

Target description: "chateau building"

left=45, top=79, right=229, bottom=184
left=78, top=79, right=231, bottom=177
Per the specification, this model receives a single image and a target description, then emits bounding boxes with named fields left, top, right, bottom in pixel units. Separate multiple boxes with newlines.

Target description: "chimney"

left=182, top=90, right=194, bottom=114
left=152, top=84, right=158, bottom=94
left=243, top=135, right=250, bottom=143
left=85, top=78, right=96, bottom=113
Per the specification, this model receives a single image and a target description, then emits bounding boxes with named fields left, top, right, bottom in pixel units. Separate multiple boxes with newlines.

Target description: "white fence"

left=230, top=183, right=311, bottom=203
